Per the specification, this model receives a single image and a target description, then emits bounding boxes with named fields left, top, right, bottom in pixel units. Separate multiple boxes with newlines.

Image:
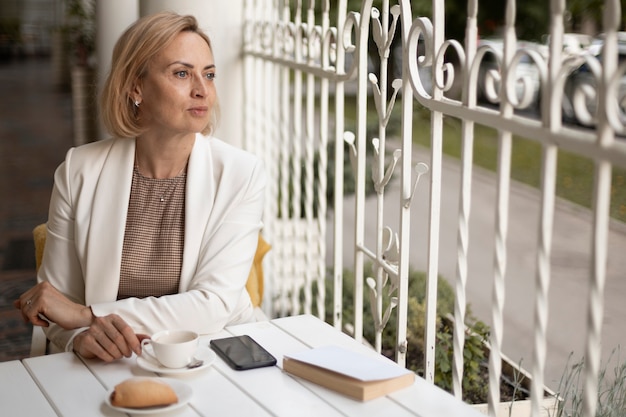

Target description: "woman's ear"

left=131, top=80, right=143, bottom=106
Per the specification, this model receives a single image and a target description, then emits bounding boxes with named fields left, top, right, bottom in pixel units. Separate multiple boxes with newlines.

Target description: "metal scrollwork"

left=574, top=62, right=600, bottom=125
left=366, top=226, right=400, bottom=333
left=507, top=48, right=547, bottom=109
left=403, top=162, right=429, bottom=208
left=433, top=39, right=466, bottom=95
left=322, top=26, right=338, bottom=70
left=371, top=138, right=401, bottom=194
left=406, top=17, right=434, bottom=100
left=370, top=76, right=403, bottom=127
left=607, top=62, right=626, bottom=133
left=371, top=5, right=401, bottom=60
left=343, top=131, right=357, bottom=178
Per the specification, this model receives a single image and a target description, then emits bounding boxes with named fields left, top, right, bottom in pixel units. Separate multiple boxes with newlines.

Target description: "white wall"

left=95, top=0, right=139, bottom=139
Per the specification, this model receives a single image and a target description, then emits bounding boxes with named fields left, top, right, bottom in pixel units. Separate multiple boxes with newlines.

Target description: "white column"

left=95, top=0, right=139, bottom=139
left=139, top=0, right=244, bottom=147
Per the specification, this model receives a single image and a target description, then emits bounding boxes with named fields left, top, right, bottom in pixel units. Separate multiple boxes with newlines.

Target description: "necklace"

left=134, top=157, right=188, bottom=203
left=157, top=171, right=185, bottom=202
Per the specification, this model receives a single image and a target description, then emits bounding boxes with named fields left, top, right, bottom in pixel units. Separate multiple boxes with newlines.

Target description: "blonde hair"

left=100, top=11, right=220, bottom=138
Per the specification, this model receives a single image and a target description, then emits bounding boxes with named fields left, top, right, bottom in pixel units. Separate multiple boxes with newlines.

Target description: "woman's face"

left=136, top=31, right=216, bottom=138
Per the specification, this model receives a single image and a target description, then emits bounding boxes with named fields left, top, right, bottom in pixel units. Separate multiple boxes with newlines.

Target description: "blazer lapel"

left=180, top=133, right=214, bottom=290
left=84, top=138, right=135, bottom=305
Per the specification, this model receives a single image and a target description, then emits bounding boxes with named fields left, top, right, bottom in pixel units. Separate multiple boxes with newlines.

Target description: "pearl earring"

left=134, top=100, right=140, bottom=107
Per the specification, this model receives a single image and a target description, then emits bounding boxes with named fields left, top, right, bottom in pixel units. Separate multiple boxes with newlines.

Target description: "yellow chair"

left=31, top=223, right=270, bottom=356
left=246, top=234, right=271, bottom=308
left=33, top=223, right=47, bottom=272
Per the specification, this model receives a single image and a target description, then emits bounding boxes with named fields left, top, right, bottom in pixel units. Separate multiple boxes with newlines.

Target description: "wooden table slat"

left=0, top=360, right=57, bottom=417
left=23, top=352, right=123, bottom=417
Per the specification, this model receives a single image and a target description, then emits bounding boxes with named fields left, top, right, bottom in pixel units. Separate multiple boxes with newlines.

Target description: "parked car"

left=476, top=39, right=548, bottom=114
left=542, top=33, right=593, bottom=56
left=561, top=33, right=626, bottom=131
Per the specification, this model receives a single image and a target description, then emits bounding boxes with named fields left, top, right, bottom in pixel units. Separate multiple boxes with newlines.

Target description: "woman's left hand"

left=72, top=315, right=146, bottom=361
left=14, top=281, right=94, bottom=329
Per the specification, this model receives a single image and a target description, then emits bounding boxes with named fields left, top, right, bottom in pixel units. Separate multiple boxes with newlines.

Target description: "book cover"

left=282, top=345, right=415, bottom=401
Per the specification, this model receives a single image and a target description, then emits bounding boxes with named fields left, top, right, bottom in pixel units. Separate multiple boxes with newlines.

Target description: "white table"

left=2, top=314, right=484, bottom=416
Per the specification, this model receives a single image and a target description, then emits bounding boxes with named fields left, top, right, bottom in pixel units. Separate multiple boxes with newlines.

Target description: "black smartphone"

left=210, top=335, right=277, bottom=371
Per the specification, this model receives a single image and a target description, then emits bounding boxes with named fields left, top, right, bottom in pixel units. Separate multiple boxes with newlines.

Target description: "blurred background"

left=0, top=0, right=73, bottom=361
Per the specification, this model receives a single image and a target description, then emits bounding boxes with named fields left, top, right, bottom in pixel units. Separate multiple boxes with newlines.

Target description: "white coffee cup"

left=141, top=329, right=199, bottom=368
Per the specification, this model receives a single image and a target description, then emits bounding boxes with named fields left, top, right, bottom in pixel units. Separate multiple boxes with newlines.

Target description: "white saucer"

left=137, top=345, right=216, bottom=375
left=105, top=377, right=192, bottom=415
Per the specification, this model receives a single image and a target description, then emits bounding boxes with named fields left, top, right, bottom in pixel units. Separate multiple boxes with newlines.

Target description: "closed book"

left=283, top=345, right=415, bottom=401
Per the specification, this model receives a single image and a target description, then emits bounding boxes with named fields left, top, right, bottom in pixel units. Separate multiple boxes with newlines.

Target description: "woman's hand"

left=14, top=281, right=93, bottom=329
left=14, top=282, right=146, bottom=362
left=72, top=315, right=146, bottom=362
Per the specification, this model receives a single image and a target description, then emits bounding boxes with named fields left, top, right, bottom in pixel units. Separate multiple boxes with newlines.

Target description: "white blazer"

left=39, top=133, right=265, bottom=352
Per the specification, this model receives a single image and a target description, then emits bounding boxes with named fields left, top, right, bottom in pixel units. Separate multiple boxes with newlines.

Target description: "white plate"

left=137, top=345, right=217, bottom=375
left=105, top=377, right=192, bottom=415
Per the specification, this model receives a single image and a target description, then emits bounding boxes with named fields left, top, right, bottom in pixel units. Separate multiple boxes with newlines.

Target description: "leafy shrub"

left=323, top=263, right=491, bottom=403
left=434, top=317, right=491, bottom=403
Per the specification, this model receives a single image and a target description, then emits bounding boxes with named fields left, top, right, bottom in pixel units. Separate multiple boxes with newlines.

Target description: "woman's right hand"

left=72, top=314, right=145, bottom=362
left=14, top=281, right=93, bottom=329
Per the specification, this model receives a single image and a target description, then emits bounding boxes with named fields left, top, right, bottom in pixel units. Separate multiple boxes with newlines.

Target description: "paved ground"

left=0, top=55, right=73, bottom=361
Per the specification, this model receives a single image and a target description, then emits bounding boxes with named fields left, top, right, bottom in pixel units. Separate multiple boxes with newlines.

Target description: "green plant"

left=323, top=263, right=495, bottom=403
left=63, top=0, right=95, bottom=67
left=553, top=348, right=626, bottom=417
left=434, top=317, right=491, bottom=404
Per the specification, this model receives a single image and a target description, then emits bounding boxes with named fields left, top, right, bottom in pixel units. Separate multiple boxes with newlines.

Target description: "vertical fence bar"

left=263, top=0, right=282, bottom=316
left=352, top=0, right=373, bottom=343
left=582, top=2, right=619, bottom=416
left=302, top=0, right=316, bottom=315
left=271, top=0, right=280, bottom=315
left=332, top=0, right=348, bottom=330
left=316, top=0, right=331, bottom=320
left=243, top=0, right=254, bottom=153
left=396, top=0, right=414, bottom=369
left=488, top=1, right=516, bottom=415
left=278, top=0, right=292, bottom=316
left=529, top=0, right=562, bottom=415
left=451, top=0, right=478, bottom=399
left=290, top=0, right=304, bottom=314
left=372, top=0, right=390, bottom=354
left=423, top=0, right=445, bottom=383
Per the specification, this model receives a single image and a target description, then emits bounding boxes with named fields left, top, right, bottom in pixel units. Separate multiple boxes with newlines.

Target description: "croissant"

left=111, top=378, right=178, bottom=409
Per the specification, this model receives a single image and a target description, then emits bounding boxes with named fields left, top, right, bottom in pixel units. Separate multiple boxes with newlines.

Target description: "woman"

left=14, top=11, right=265, bottom=362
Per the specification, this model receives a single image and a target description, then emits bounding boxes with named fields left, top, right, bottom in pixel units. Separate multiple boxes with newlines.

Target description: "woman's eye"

left=205, top=72, right=216, bottom=81
left=175, top=71, right=188, bottom=78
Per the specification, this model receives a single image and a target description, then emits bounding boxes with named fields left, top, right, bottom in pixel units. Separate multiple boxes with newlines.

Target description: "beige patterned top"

left=118, top=165, right=186, bottom=299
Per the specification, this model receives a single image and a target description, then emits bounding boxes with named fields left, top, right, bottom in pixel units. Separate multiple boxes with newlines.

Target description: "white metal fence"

left=242, top=1, right=626, bottom=416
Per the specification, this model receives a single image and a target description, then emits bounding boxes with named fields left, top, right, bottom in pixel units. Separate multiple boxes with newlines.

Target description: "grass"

left=553, top=349, right=626, bottom=417
left=409, top=105, right=626, bottom=223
